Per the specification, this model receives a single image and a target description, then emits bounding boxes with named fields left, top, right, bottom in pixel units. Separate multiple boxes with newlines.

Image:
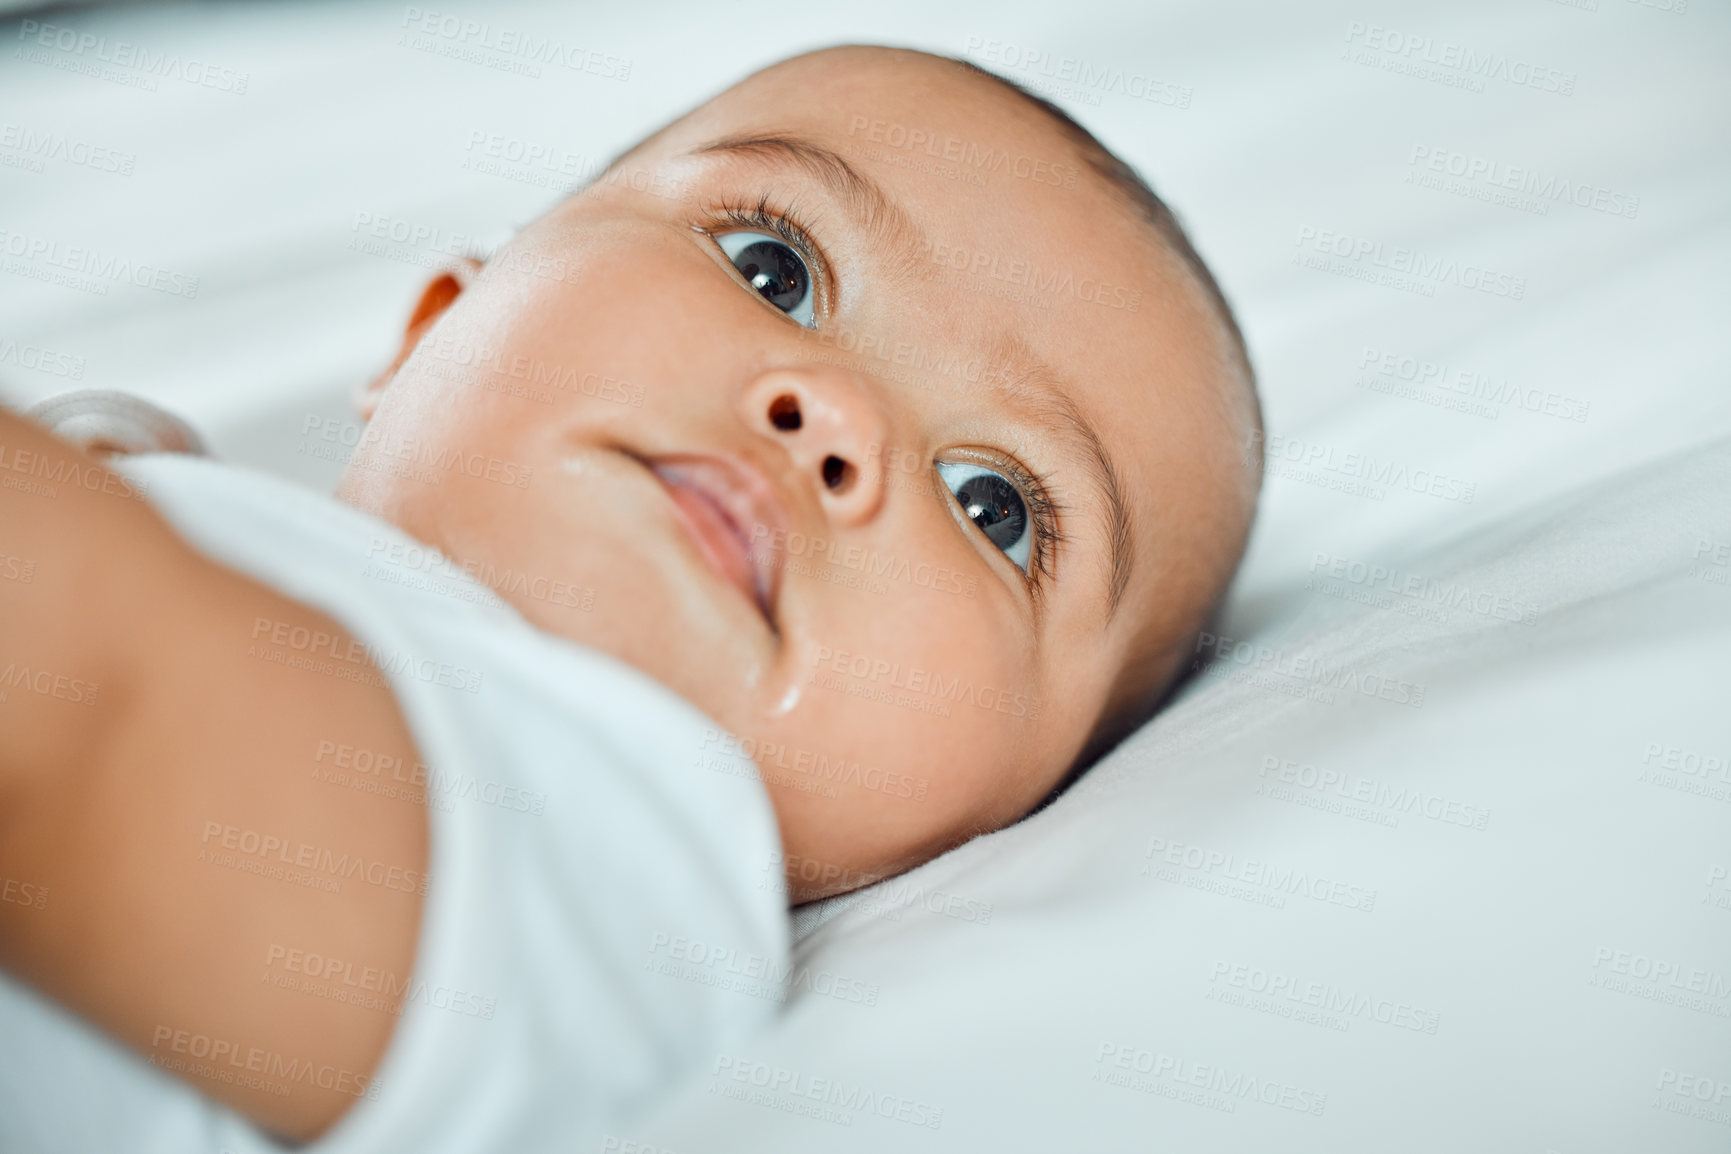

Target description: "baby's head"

left=339, top=46, right=1261, bottom=901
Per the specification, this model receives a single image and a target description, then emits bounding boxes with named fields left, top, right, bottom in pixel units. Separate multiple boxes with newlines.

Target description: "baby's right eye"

left=937, top=461, right=1032, bottom=571
left=716, top=231, right=815, bottom=328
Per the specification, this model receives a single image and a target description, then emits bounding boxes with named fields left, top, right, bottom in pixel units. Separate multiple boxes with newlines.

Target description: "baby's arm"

left=0, top=408, right=427, bottom=1142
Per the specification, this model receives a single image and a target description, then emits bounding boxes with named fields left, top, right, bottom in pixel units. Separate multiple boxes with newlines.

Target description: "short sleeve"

left=14, top=453, right=791, bottom=1154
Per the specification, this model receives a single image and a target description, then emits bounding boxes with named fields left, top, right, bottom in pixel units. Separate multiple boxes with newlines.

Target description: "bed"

left=2, top=0, right=1728, bottom=1149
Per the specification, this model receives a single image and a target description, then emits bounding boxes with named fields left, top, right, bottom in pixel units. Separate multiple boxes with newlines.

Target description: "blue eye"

left=716, top=231, right=815, bottom=328
left=937, top=461, right=1031, bottom=571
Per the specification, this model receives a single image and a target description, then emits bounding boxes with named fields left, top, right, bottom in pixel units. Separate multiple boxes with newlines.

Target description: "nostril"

left=768, top=395, right=802, bottom=431
left=822, top=455, right=855, bottom=494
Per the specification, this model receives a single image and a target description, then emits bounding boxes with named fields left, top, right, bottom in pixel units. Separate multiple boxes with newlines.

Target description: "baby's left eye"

left=937, top=461, right=1032, bottom=572
left=716, top=231, right=815, bottom=328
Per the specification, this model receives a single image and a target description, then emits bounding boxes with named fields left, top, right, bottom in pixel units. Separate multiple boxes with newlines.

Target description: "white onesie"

left=0, top=453, right=790, bottom=1153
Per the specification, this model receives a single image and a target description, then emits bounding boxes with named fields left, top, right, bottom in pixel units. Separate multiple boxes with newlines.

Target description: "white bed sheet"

left=3, top=0, right=1728, bottom=1149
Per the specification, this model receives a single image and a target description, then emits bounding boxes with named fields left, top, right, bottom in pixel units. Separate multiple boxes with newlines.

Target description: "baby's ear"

left=353, top=257, right=484, bottom=420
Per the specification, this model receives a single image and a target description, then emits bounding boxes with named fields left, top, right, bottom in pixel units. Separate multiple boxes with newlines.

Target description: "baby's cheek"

left=803, top=630, right=1044, bottom=820
left=930, top=694, right=1052, bottom=819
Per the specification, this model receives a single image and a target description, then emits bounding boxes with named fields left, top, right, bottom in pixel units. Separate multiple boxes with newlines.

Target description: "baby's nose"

left=737, top=367, right=890, bottom=526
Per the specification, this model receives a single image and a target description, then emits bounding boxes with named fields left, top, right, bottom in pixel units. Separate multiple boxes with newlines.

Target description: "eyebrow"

left=991, top=335, right=1136, bottom=619
left=689, top=133, right=929, bottom=284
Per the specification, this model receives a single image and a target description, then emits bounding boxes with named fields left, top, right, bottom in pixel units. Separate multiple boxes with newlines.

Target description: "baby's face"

left=339, top=48, right=1252, bottom=900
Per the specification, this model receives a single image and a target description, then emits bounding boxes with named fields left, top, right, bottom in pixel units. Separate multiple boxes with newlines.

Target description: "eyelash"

left=704, top=192, right=831, bottom=319
left=700, top=194, right=1065, bottom=593
left=953, top=450, right=1066, bottom=592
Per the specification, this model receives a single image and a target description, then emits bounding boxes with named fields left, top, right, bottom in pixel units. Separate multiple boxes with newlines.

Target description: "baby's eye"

left=716, top=231, right=815, bottom=328
left=937, top=461, right=1032, bottom=572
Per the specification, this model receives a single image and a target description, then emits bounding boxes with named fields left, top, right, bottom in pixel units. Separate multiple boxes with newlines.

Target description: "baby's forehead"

left=693, top=48, right=1086, bottom=160
left=667, top=54, right=1182, bottom=299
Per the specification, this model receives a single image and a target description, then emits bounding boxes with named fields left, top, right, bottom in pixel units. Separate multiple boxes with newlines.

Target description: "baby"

left=0, top=45, right=1259, bottom=1150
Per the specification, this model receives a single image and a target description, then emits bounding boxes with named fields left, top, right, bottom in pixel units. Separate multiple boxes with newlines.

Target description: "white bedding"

left=3, top=0, right=1728, bottom=1148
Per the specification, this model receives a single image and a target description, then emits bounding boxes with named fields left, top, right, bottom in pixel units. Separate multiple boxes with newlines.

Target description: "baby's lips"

left=649, top=453, right=789, bottom=623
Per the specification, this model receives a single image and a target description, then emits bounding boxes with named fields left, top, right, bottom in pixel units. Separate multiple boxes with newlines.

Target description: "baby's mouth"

left=648, top=455, right=785, bottom=628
